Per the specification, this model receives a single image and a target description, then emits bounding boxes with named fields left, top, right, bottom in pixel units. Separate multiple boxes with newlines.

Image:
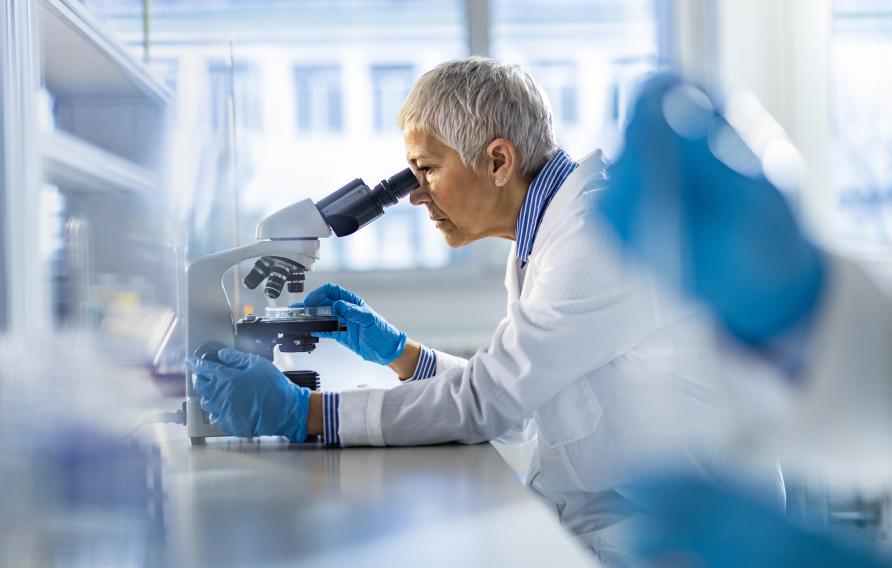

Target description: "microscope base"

left=185, top=395, right=228, bottom=439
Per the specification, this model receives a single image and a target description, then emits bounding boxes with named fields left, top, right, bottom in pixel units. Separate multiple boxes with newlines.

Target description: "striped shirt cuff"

left=406, top=345, right=437, bottom=381
left=321, top=391, right=341, bottom=446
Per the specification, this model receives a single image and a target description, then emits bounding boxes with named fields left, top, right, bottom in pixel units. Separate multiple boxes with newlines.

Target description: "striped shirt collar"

left=515, top=148, right=578, bottom=264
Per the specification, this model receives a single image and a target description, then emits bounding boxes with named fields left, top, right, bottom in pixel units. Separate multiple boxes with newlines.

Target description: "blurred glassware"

left=0, top=333, right=166, bottom=565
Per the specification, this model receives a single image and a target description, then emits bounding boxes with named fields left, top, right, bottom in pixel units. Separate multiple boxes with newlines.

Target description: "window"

left=492, top=0, right=661, bottom=157
left=371, top=64, right=414, bottom=132
left=207, top=61, right=262, bottom=133
left=831, top=0, right=892, bottom=244
left=294, top=65, right=343, bottom=134
left=82, top=0, right=661, bottom=272
left=528, top=61, right=579, bottom=126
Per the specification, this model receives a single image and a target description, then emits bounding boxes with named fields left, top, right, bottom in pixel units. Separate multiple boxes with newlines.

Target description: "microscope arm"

left=184, top=239, right=320, bottom=397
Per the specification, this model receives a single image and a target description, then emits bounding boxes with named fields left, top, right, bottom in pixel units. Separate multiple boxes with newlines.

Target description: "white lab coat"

left=338, top=151, right=783, bottom=556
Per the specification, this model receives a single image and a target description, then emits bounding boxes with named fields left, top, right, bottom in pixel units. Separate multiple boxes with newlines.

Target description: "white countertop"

left=150, top=428, right=598, bottom=568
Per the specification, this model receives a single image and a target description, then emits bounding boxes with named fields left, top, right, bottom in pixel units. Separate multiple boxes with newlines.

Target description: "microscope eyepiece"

left=373, top=167, right=420, bottom=207
left=315, top=167, right=419, bottom=237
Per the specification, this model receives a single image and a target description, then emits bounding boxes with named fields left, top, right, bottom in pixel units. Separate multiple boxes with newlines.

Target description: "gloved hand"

left=295, top=283, right=407, bottom=365
left=186, top=347, right=310, bottom=443
left=597, top=73, right=826, bottom=344
left=629, top=476, right=887, bottom=568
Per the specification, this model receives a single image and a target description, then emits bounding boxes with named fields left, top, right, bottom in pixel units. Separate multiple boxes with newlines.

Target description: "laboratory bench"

left=148, top=425, right=599, bottom=568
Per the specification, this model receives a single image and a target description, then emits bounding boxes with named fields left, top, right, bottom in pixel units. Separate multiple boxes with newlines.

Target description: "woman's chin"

left=438, top=225, right=469, bottom=248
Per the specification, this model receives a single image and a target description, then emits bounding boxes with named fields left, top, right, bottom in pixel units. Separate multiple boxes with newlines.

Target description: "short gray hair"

left=397, top=57, right=558, bottom=177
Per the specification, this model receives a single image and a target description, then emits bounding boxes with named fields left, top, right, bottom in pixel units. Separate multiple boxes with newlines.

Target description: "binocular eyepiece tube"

left=315, top=168, right=419, bottom=237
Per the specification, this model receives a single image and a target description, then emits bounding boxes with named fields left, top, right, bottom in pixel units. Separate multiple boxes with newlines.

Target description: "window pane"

left=371, top=64, right=415, bottom=132
left=831, top=0, right=892, bottom=244
left=527, top=61, right=579, bottom=126
left=208, top=61, right=262, bottom=133
left=492, top=0, right=661, bottom=158
left=294, top=65, right=343, bottom=133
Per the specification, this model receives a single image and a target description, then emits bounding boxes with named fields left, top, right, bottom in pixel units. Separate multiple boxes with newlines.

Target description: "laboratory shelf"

left=41, top=129, right=157, bottom=195
left=38, top=0, right=173, bottom=105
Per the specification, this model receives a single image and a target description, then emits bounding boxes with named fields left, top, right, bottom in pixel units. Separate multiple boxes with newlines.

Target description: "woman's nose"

left=409, top=186, right=430, bottom=206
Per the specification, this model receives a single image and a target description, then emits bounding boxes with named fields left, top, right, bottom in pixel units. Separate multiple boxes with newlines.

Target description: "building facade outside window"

left=528, top=61, right=579, bottom=126
left=294, top=65, right=343, bottom=134
left=371, top=64, right=415, bottom=133
left=207, top=61, right=262, bottom=133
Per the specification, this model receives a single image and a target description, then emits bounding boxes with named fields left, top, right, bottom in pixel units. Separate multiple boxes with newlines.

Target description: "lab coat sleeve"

left=337, top=194, right=654, bottom=447
left=780, top=255, right=892, bottom=471
left=433, top=349, right=469, bottom=373
left=403, top=346, right=468, bottom=382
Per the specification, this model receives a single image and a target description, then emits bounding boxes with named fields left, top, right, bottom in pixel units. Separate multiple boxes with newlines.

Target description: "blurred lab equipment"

left=184, top=168, right=418, bottom=444
left=299, top=283, right=408, bottom=366
left=598, top=73, right=825, bottom=346
left=61, top=216, right=95, bottom=328
left=0, top=334, right=165, bottom=566
left=596, top=73, right=892, bottom=477
left=595, top=73, right=892, bottom=566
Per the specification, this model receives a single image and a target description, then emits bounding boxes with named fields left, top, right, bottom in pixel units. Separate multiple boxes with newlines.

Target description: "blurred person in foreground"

left=189, top=57, right=783, bottom=565
left=596, top=73, right=892, bottom=566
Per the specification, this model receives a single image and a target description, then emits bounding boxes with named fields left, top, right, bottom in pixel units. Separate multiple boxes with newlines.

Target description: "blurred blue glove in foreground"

left=296, top=283, right=407, bottom=365
left=631, top=476, right=888, bottom=568
left=187, top=347, right=310, bottom=443
left=597, top=73, right=825, bottom=344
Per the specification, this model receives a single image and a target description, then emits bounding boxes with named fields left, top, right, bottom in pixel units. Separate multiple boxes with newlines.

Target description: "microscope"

left=185, top=168, right=418, bottom=444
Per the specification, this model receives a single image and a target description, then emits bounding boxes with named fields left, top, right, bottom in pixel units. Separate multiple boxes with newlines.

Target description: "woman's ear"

left=486, top=138, right=518, bottom=187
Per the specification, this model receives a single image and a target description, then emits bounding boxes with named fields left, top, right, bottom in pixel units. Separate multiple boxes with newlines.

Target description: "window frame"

left=293, top=64, right=344, bottom=135
left=370, top=63, right=415, bottom=133
left=207, top=59, right=262, bottom=134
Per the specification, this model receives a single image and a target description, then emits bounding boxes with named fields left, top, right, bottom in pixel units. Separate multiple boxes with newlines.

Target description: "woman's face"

left=404, top=130, right=508, bottom=248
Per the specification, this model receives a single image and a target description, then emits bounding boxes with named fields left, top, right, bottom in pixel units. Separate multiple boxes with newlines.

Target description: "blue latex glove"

left=630, top=476, right=888, bottom=568
left=597, top=73, right=825, bottom=344
left=186, top=347, right=310, bottom=443
left=295, top=283, right=407, bottom=365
